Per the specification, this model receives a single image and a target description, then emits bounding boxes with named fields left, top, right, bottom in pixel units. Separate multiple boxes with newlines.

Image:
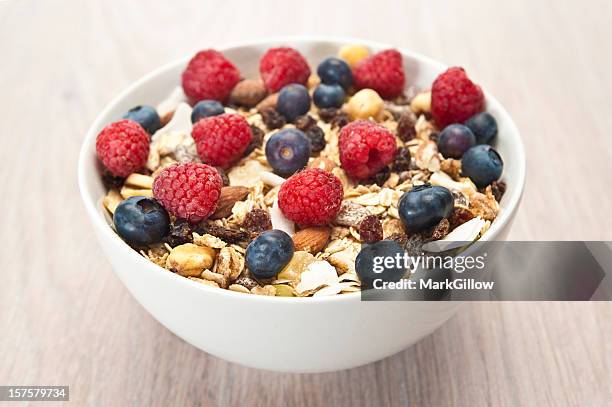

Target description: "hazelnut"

left=166, top=243, right=215, bottom=276
left=338, top=44, right=370, bottom=68
left=345, top=89, right=384, bottom=120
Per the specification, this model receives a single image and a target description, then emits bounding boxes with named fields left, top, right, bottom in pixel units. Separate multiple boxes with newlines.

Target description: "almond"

left=292, top=227, right=331, bottom=254
left=256, top=93, right=278, bottom=112
left=229, top=79, right=267, bottom=107
left=210, top=186, right=250, bottom=220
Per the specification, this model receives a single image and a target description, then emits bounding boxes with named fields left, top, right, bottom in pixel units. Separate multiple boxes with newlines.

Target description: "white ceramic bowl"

left=78, top=37, right=525, bottom=373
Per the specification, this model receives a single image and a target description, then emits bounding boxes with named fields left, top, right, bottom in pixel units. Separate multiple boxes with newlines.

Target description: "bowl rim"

left=78, top=35, right=526, bottom=304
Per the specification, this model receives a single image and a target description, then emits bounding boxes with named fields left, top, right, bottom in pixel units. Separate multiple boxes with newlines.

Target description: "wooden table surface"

left=1, top=0, right=611, bottom=405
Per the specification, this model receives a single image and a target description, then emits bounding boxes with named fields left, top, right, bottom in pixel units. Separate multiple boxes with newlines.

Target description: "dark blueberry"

left=276, top=84, right=311, bottom=122
left=355, top=240, right=407, bottom=289
left=191, top=100, right=224, bottom=123
left=313, top=83, right=345, bottom=109
left=265, top=128, right=311, bottom=176
left=437, top=124, right=476, bottom=158
left=123, top=105, right=161, bottom=134
left=465, top=112, right=498, bottom=145
left=317, top=57, right=353, bottom=89
left=246, top=230, right=294, bottom=279
left=398, top=184, right=454, bottom=233
left=114, top=196, right=170, bottom=246
left=461, top=145, right=503, bottom=188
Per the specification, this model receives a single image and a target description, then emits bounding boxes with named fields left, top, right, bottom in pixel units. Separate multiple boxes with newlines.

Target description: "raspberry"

left=338, top=120, right=397, bottom=180
left=431, top=67, right=485, bottom=127
left=152, top=163, right=222, bottom=223
left=353, top=49, right=405, bottom=99
left=95, top=119, right=149, bottom=177
left=259, top=47, right=311, bottom=92
left=278, top=168, right=343, bottom=227
left=192, top=113, right=252, bottom=169
left=181, top=50, right=241, bottom=103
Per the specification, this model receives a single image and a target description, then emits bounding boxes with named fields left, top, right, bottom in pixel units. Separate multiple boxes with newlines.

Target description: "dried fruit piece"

left=260, top=107, right=286, bottom=129
left=242, top=209, right=272, bottom=234
left=423, top=218, right=450, bottom=241
left=358, top=215, right=383, bottom=243
left=294, top=114, right=317, bottom=131
left=391, top=147, right=412, bottom=172
left=164, top=219, right=195, bottom=247
left=334, top=201, right=371, bottom=227
left=449, top=206, right=475, bottom=229
left=196, top=222, right=249, bottom=244
left=396, top=112, right=416, bottom=142
left=243, top=125, right=264, bottom=157
left=490, top=180, right=507, bottom=201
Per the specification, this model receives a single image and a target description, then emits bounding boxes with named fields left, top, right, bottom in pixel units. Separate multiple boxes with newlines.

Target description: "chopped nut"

left=103, top=189, right=123, bottom=214
left=251, top=285, right=276, bottom=296
left=125, top=173, right=154, bottom=189
left=255, top=93, right=278, bottom=112
left=382, top=218, right=406, bottom=239
left=440, top=159, right=462, bottom=181
left=229, top=284, right=251, bottom=294
left=215, top=246, right=245, bottom=281
left=119, top=186, right=153, bottom=199
left=188, top=277, right=220, bottom=289
left=415, top=140, right=441, bottom=172
left=334, top=201, right=371, bottom=226
left=166, top=243, right=216, bottom=277
left=201, top=269, right=228, bottom=288
left=309, top=156, right=337, bottom=172
left=235, top=275, right=258, bottom=290
left=469, top=188, right=500, bottom=221
left=193, top=232, right=227, bottom=249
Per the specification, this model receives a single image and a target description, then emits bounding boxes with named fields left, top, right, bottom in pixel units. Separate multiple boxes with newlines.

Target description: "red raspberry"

left=152, top=163, right=222, bottom=222
left=278, top=168, right=343, bottom=227
left=353, top=49, right=405, bottom=99
left=192, top=113, right=252, bottom=169
left=259, top=47, right=311, bottom=92
left=338, top=120, right=397, bottom=180
left=95, top=119, right=149, bottom=177
left=181, top=50, right=241, bottom=103
left=431, top=67, right=485, bottom=127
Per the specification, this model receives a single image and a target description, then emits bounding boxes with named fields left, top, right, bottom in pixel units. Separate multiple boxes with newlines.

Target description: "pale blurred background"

left=0, top=0, right=610, bottom=406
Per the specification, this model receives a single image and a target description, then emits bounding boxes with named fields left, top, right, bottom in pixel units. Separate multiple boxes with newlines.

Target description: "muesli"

left=97, top=44, right=505, bottom=297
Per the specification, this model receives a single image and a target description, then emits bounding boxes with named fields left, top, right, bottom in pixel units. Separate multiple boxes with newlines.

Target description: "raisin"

left=491, top=181, right=507, bottom=202
left=423, top=218, right=450, bottom=241
left=260, top=107, right=286, bottom=129
left=101, top=169, right=125, bottom=189
left=389, top=233, right=424, bottom=257
left=195, top=223, right=249, bottom=244
left=359, top=215, right=383, bottom=243
left=368, top=166, right=390, bottom=187
left=242, top=209, right=272, bottom=234
left=305, top=126, right=326, bottom=153
left=391, top=147, right=411, bottom=172
left=163, top=219, right=195, bottom=247
left=215, top=167, right=230, bottom=186
left=317, top=108, right=339, bottom=123
left=330, top=111, right=350, bottom=129
left=396, top=112, right=416, bottom=142
left=294, top=114, right=317, bottom=131
left=449, top=207, right=475, bottom=230
left=244, top=125, right=264, bottom=157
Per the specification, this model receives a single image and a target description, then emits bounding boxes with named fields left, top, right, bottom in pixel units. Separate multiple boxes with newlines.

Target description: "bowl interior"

left=78, top=37, right=526, bottom=301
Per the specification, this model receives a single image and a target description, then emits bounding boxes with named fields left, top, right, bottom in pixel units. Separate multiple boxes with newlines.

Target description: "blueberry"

left=437, top=124, right=476, bottom=158
left=317, top=57, right=353, bottom=89
left=113, top=196, right=170, bottom=246
left=191, top=100, right=224, bottom=123
left=123, top=105, right=161, bottom=134
left=355, top=240, right=407, bottom=288
left=461, top=145, right=503, bottom=188
left=246, top=230, right=294, bottom=279
left=313, top=83, right=345, bottom=108
left=265, top=128, right=311, bottom=176
left=398, top=184, right=454, bottom=232
left=465, top=112, right=497, bottom=145
left=277, top=84, right=311, bottom=122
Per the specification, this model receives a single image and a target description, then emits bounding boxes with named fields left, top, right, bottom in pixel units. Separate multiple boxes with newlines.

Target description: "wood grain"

left=0, top=0, right=611, bottom=406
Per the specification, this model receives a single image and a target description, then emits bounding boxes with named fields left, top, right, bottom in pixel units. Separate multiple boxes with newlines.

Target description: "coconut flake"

left=422, top=217, right=486, bottom=252
left=270, top=199, right=294, bottom=235
left=152, top=102, right=192, bottom=141
left=156, top=86, right=187, bottom=119
left=296, top=261, right=338, bottom=294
